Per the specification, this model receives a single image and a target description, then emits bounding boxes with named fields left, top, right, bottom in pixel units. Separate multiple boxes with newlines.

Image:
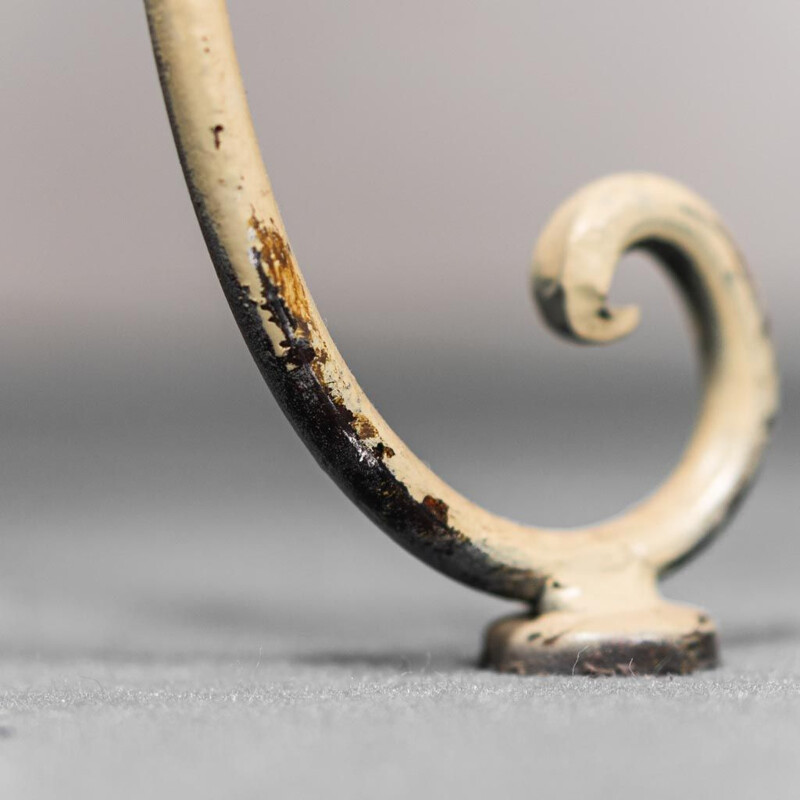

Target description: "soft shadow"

left=295, top=649, right=474, bottom=672
left=139, top=596, right=292, bottom=637
left=721, top=621, right=800, bottom=649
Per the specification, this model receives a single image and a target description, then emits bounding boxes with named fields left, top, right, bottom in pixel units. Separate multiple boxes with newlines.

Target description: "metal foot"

left=482, top=603, right=718, bottom=676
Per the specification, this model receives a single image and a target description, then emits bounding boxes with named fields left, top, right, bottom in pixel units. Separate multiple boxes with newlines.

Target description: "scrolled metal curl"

left=145, top=0, right=778, bottom=674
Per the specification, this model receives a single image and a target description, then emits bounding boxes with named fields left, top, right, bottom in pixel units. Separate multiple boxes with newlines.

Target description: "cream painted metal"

left=145, top=0, right=778, bottom=675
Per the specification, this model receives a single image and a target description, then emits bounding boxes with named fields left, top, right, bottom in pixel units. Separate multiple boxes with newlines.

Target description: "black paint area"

left=180, top=190, right=544, bottom=602
left=218, top=244, right=543, bottom=602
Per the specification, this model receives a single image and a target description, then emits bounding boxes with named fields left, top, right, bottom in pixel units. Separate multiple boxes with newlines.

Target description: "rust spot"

left=174, top=133, right=547, bottom=604
left=422, top=495, right=449, bottom=524
left=238, top=218, right=525, bottom=595
left=542, top=632, right=564, bottom=646
left=249, top=213, right=311, bottom=332
left=373, top=442, right=395, bottom=460
left=211, top=124, right=224, bottom=149
left=353, top=413, right=378, bottom=440
left=309, top=358, right=327, bottom=387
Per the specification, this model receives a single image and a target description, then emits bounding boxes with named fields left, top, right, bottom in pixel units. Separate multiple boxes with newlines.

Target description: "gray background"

left=1, top=1, right=798, bottom=797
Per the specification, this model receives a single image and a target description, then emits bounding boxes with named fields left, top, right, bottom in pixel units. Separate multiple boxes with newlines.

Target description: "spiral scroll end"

left=533, top=272, right=641, bottom=345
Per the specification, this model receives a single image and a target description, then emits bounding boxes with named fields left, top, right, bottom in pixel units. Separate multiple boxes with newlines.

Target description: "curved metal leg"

left=144, top=0, right=779, bottom=675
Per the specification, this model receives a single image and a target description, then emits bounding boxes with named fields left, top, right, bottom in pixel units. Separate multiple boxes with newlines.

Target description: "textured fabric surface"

left=1, top=595, right=799, bottom=799
left=1, top=417, right=796, bottom=799
left=3, top=641, right=799, bottom=800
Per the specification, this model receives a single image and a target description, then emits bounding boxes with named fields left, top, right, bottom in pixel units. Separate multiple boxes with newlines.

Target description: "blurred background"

left=0, top=2, right=798, bottom=795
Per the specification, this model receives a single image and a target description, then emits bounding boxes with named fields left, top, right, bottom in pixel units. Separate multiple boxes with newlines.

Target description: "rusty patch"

left=249, top=213, right=312, bottom=335
left=373, top=442, right=395, bottom=460
left=211, top=124, right=224, bottom=149
left=422, top=495, right=449, bottom=525
left=353, top=413, right=378, bottom=440
left=227, top=238, right=540, bottom=598
left=147, top=3, right=551, bottom=607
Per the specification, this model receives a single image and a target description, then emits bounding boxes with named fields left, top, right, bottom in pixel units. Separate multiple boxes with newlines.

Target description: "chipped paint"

left=145, top=0, right=779, bottom=674
left=422, top=495, right=449, bottom=525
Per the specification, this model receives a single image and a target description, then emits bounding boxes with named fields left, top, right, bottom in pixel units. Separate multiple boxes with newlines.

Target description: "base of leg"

left=481, top=603, right=717, bottom=676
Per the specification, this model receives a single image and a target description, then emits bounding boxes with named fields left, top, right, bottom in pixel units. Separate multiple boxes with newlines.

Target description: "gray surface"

left=2, top=628, right=800, bottom=800
left=0, top=364, right=797, bottom=798
left=2, top=1, right=800, bottom=798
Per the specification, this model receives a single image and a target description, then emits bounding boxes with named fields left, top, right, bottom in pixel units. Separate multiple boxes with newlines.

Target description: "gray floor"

left=0, top=345, right=797, bottom=799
